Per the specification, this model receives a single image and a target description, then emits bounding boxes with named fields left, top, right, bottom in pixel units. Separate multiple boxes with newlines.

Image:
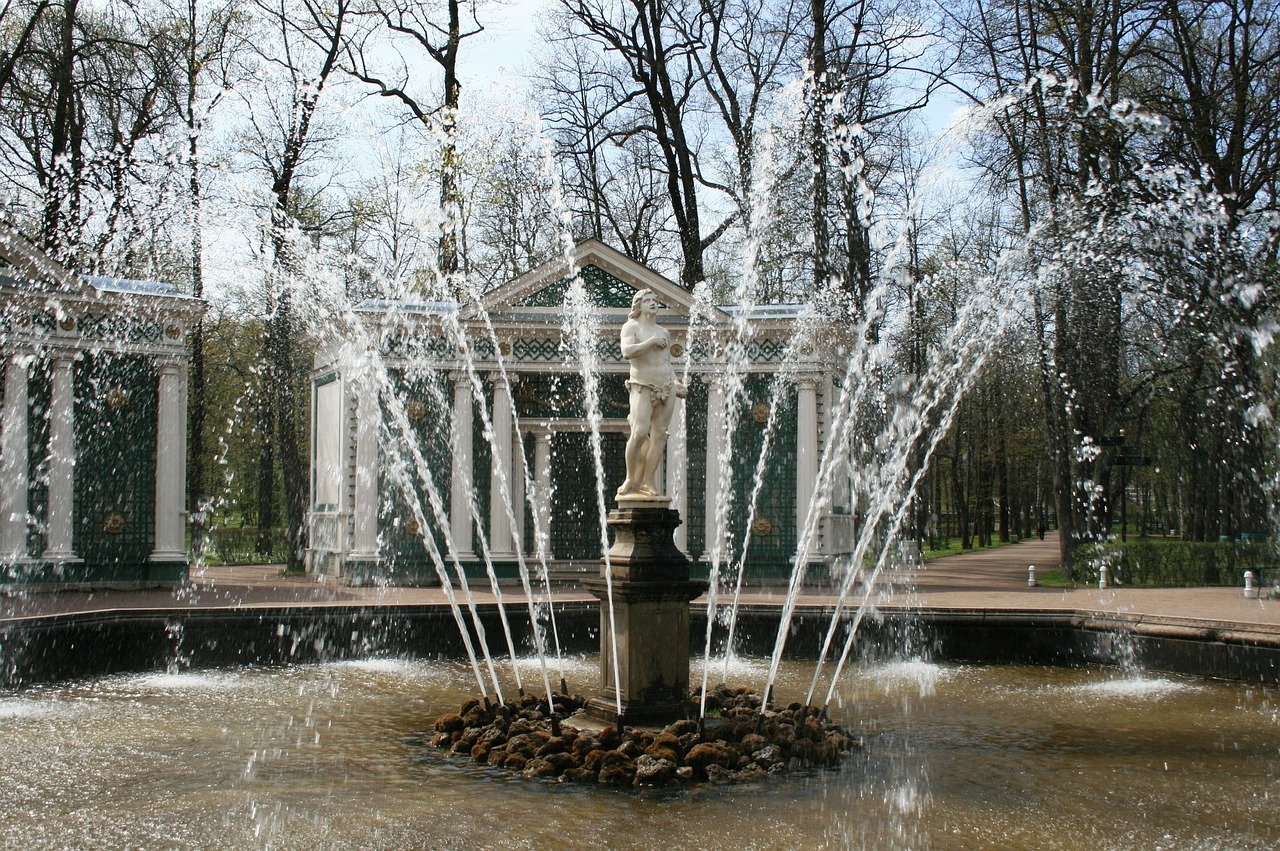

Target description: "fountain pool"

left=1, top=655, right=1275, bottom=849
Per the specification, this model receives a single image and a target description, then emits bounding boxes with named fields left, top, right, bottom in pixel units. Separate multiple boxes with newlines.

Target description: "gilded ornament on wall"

left=106, top=387, right=129, bottom=410
left=406, top=399, right=427, bottom=421
left=750, top=517, right=773, bottom=537
left=103, top=512, right=126, bottom=534
left=403, top=516, right=421, bottom=536
left=751, top=402, right=770, bottom=423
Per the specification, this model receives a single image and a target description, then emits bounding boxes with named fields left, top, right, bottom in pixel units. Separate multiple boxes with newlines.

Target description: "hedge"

left=1070, top=539, right=1278, bottom=587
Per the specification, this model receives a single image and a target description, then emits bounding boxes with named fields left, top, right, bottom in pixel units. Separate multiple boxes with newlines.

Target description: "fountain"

left=1, top=225, right=1277, bottom=841
left=0, top=57, right=1277, bottom=847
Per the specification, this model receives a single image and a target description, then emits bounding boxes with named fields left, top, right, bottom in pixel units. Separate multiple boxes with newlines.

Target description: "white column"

left=703, top=375, right=725, bottom=557
left=668, top=402, right=688, bottom=553
left=44, top=354, right=77, bottom=561
left=150, top=358, right=188, bottom=561
left=350, top=367, right=380, bottom=561
left=533, top=430, right=552, bottom=560
left=796, top=376, right=820, bottom=552
left=489, top=373, right=515, bottom=558
left=1, top=353, right=30, bottom=560
left=449, top=372, right=475, bottom=560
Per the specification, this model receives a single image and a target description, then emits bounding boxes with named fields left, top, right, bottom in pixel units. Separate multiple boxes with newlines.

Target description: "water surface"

left=1, top=657, right=1275, bottom=849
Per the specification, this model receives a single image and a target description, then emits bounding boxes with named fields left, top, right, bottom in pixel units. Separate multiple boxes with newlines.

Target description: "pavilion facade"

left=0, top=230, right=202, bottom=589
left=306, top=239, right=853, bottom=585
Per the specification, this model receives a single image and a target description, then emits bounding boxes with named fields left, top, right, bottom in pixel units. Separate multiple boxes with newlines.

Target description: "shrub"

left=199, top=527, right=290, bottom=565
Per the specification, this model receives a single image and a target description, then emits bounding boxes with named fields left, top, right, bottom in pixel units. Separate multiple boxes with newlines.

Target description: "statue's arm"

left=619, top=323, right=644, bottom=358
left=620, top=323, right=665, bottom=358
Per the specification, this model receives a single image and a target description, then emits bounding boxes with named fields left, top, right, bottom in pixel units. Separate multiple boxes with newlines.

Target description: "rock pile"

left=427, top=685, right=856, bottom=787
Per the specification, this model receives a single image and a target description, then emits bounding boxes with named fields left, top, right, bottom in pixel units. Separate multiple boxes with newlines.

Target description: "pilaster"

left=488, top=372, right=515, bottom=558
left=0, top=353, right=30, bottom=560
left=349, top=365, right=380, bottom=562
left=667, top=403, right=688, bottom=553
left=532, top=430, right=552, bottom=560
left=448, top=371, right=475, bottom=560
left=703, top=375, right=725, bottom=558
left=149, top=357, right=188, bottom=562
left=43, top=354, right=77, bottom=562
left=796, top=375, right=819, bottom=549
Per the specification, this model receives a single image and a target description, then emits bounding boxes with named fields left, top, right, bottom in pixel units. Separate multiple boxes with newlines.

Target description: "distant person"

left=616, top=288, right=685, bottom=499
left=1037, top=521, right=1046, bottom=540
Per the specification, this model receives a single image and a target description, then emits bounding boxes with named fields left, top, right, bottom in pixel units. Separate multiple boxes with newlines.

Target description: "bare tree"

left=464, top=120, right=564, bottom=283
left=681, top=0, right=800, bottom=260
left=945, top=0, right=1162, bottom=564
left=242, top=0, right=352, bottom=569
left=555, top=0, right=734, bottom=288
left=0, top=0, right=186, bottom=265
left=537, top=30, right=675, bottom=269
left=174, top=0, right=250, bottom=548
left=1137, top=0, right=1280, bottom=537
left=338, top=126, right=434, bottom=297
left=344, top=0, right=486, bottom=286
left=0, top=0, right=52, bottom=98
left=807, top=0, right=943, bottom=315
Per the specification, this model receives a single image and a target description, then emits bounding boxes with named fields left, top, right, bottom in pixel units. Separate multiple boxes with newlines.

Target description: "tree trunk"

left=437, top=0, right=462, bottom=283
left=186, top=0, right=206, bottom=554
left=809, top=0, right=830, bottom=296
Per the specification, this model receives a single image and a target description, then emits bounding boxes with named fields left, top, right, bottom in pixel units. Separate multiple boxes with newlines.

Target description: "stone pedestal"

left=584, top=500, right=707, bottom=726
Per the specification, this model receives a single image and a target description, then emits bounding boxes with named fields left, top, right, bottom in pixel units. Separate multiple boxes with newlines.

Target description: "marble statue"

left=616, top=288, right=686, bottom=500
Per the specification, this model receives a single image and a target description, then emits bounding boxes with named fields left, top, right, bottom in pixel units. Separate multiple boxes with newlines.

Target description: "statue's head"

left=629, top=288, right=655, bottom=319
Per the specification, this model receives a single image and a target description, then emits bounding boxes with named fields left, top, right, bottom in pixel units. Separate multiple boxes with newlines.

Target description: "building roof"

left=0, top=225, right=197, bottom=303
left=353, top=240, right=815, bottom=327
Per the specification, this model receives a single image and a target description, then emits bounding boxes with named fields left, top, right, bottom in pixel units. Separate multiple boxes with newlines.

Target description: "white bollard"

left=1099, top=565, right=1108, bottom=589
left=1028, top=565, right=1037, bottom=587
left=1244, top=570, right=1258, bottom=599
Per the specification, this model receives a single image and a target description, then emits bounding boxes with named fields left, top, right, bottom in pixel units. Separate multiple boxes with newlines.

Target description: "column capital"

left=154, top=354, right=186, bottom=373
left=2, top=349, right=32, bottom=368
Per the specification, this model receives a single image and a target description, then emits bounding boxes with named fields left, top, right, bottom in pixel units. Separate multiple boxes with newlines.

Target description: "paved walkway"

left=3, top=533, right=1277, bottom=638
left=902, top=533, right=1279, bottom=632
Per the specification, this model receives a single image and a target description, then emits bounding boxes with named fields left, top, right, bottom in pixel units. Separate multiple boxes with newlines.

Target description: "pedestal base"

left=583, top=503, right=706, bottom=726
left=583, top=577, right=706, bottom=725
left=584, top=695, right=692, bottom=727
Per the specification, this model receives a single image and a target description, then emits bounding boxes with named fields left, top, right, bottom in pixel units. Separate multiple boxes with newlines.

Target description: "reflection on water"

left=0, top=658, right=1275, bottom=850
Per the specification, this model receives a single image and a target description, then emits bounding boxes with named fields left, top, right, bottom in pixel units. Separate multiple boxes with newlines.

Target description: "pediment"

left=475, top=239, right=718, bottom=321
left=0, top=225, right=90, bottom=294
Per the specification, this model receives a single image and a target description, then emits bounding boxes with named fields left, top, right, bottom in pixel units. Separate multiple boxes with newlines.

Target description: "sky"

left=457, top=2, right=548, bottom=91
